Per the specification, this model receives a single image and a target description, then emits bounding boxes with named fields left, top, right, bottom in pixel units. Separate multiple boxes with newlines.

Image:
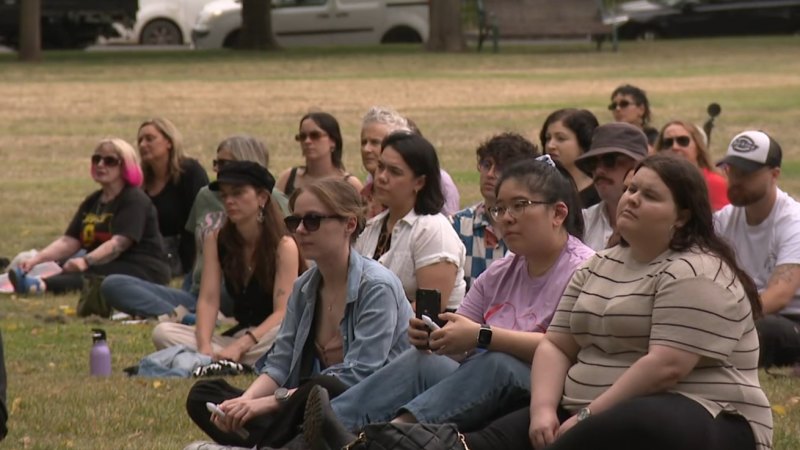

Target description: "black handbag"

left=343, top=423, right=469, bottom=450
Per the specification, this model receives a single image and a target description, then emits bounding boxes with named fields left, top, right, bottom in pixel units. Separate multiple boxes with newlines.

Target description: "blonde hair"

left=289, top=178, right=366, bottom=244
left=139, top=117, right=185, bottom=185
left=654, top=120, right=713, bottom=170
left=95, top=138, right=143, bottom=187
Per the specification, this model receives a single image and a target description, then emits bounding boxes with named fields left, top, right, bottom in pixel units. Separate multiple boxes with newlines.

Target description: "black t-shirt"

left=66, top=186, right=169, bottom=275
left=148, top=158, right=209, bottom=272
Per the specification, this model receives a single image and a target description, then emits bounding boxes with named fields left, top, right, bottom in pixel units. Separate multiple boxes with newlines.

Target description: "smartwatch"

left=274, top=387, right=291, bottom=405
left=577, top=407, right=592, bottom=422
left=476, top=324, right=492, bottom=349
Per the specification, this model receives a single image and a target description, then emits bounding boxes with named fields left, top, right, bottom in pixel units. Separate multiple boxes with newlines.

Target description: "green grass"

left=2, top=36, right=800, bottom=448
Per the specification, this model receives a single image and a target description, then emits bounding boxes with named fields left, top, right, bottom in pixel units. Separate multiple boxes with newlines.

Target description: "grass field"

left=1, top=36, right=800, bottom=449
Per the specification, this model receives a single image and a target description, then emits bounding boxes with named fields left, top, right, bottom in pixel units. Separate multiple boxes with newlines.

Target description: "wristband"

left=245, top=330, right=258, bottom=344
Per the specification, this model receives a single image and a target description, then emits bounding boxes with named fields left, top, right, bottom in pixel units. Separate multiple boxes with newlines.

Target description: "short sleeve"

left=774, top=210, right=800, bottom=267
left=650, top=259, right=749, bottom=360
left=547, top=262, right=591, bottom=333
left=455, top=271, right=488, bottom=323
left=411, top=215, right=465, bottom=270
left=111, top=189, right=150, bottom=243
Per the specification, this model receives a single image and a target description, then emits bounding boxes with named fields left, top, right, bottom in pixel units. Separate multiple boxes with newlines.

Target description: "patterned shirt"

left=451, top=202, right=506, bottom=289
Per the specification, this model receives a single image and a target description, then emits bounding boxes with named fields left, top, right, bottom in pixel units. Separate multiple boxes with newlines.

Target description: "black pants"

left=44, top=260, right=169, bottom=294
left=186, top=375, right=348, bottom=448
left=465, top=393, right=756, bottom=450
left=0, top=331, right=7, bottom=441
left=756, top=314, right=800, bottom=367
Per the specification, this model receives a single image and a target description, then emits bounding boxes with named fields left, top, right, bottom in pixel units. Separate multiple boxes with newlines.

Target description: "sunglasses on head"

left=584, top=153, right=619, bottom=173
left=294, top=131, right=327, bottom=142
left=91, top=154, right=121, bottom=167
left=662, top=136, right=691, bottom=148
left=284, top=214, right=344, bottom=232
left=608, top=100, right=633, bottom=111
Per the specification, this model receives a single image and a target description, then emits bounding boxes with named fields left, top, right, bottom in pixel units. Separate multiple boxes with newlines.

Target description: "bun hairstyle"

left=289, top=178, right=367, bottom=244
left=93, top=138, right=143, bottom=187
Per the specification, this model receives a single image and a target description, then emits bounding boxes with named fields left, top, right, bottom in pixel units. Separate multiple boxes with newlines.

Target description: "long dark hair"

left=381, top=131, right=444, bottom=215
left=539, top=108, right=599, bottom=154
left=218, top=189, right=305, bottom=294
left=629, top=154, right=761, bottom=317
left=300, top=112, right=345, bottom=170
left=611, top=84, right=652, bottom=127
left=495, top=157, right=584, bottom=240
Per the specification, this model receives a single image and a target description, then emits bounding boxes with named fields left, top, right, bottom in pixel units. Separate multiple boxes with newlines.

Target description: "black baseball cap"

left=209, top=161, right=276, bottom=192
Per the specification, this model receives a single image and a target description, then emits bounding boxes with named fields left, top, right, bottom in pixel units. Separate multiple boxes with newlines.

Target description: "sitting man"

left=451, top=132, right=539, bottom=289
left=574, top=123, right=647, bottom=251
left=715, top=130, right=800, bottom=368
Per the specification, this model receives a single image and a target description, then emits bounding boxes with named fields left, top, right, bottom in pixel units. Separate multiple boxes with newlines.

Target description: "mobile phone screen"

left=416, top=289, right=444, bottom=327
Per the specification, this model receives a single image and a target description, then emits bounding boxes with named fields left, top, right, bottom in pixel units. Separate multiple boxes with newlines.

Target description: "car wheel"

left=140, top=19, right=183, bottom=45
left=381, top=26, right=422, bottom=44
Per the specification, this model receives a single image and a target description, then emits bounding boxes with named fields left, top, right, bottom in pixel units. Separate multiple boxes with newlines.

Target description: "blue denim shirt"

left=256, top=249, right=413, bottom=388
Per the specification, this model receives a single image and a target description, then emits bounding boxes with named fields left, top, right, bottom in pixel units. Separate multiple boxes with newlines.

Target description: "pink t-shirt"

left=456, top=235, right=594, bottom=332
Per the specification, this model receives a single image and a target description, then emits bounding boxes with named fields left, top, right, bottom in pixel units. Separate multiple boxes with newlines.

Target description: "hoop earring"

left=257, top=205, right=265, bottom=223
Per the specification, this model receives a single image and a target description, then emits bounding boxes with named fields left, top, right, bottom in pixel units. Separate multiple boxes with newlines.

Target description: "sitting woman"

left=655, top=119, right=729, bottom=211
left=102, top=135, right=288, bottom=320
left=276, top=111, right=363, bottom=197
left=138, top=118, right=209, bottom=279
left=306, top=154, right=772, bottom=450
left=540, top=108, right=600, bottom=208
left=8, top=138, right=170, bottom=295
left=608, top=84, right=658, bottom=151
left=152, top=161, right=304, bottom=365
left=184, top=178, right=413, bottom=449
left=309, top=156, right=594, bottom=439
left=356, top=131, right=467, bottom=312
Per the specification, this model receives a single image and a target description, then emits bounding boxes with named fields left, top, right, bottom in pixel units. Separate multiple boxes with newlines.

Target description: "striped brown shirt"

left=548, top=246, right=773, bottom=449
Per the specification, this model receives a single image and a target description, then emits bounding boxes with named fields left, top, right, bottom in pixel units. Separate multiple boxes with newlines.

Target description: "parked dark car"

left=610, top=0, right=800, bottom=40
left=0, top=0, right=138, bottom=49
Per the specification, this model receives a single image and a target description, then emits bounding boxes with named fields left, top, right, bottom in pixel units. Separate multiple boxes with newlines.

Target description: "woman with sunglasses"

left=304, top=156, right=594, bottom=444
left=655, top=120, right=729, bottom=211
left=101, top=135, right=290, bottom=321
left=356, top=131, right=467, bottom=312
left=540, top=108, right=601, bottom=208
left=8, top=139, right=170, bottom=295
left=276, top=112, right=363, bottom=198
left=184, top=178, right=412, bottom=449
left=138, top=118, right=209, bottom=279
left=608, top=84, right=658, bottom=149
left=152, top=160, right=304, bottom=366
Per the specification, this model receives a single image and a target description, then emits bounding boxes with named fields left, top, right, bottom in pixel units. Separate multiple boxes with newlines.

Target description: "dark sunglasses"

left=284, top=214, right=343, bottom=232
left=294, top=131, right=327, bottom=142
left=607, top=100, right=633, bottom=110
left=212, top=159, right=231, bottom=171
left=662, top=136, right=691, bottom=148
left=91, top=154, right=121, bottom=167
left=584, top=153, right=619, bottom=173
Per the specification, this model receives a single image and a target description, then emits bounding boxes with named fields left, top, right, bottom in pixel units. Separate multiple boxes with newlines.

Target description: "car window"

left=273, top=0, right=328, bottom=7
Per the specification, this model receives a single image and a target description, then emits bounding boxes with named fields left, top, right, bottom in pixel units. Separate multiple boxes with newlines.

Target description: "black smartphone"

left=415, top=288, right=444, bottom=327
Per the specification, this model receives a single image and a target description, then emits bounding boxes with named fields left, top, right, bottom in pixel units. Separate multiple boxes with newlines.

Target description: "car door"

left=272, top=0, right=336, bottom=46
left=330, top=0, right=382, bottom=45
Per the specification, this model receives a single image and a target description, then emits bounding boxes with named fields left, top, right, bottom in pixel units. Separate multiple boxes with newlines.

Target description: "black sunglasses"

left=608, top=100, right=633, bottom=110
left=212, top=159, right=231, bottom=171
left=91, top=154, right=121, bottom=167
left=584, top=153, right=619, bottom=174
left=284, top=214, right=344, bottom=232
left=662, top=136, right=691, bottom=148
left=294, top=131, right=327, bottom=142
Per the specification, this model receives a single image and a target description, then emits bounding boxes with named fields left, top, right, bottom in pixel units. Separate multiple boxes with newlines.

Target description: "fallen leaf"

left=772, top=404, right=787, bottom=416
left=10, top=397, right=22, bottom=414
left=48, top=362, right=56, bottom=369
left=788, top=397, right=800, bottom=406
left=21, top=436, right=32, bottom=448
left=152, top=380, right=163, bottom=389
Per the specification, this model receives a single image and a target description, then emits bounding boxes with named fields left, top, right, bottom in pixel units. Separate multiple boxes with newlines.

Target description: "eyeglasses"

left=91, top=154, right=121, bottom=167
left=583, top=153, right=619, bottom=174
left=488, top=199, right=551, bottom=220
left=662, top=136, right=691, bottom=148
left=294, top=131, right=328, bottom=142
left=477, top=159, right=496, bottom=173
left=213, top=159, right=232, bottom=171
left=284, top=214, right=344, bottom=232
left=608, top=100, right=633, bottom=111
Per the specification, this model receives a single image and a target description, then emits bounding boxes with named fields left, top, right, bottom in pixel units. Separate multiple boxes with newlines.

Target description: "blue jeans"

left=331, top=349, right=532, bottom=432
left=101, top=274, right=198, bottom=318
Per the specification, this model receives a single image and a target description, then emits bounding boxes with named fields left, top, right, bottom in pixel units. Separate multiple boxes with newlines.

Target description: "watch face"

left=578, top=408, right=591, bottom=421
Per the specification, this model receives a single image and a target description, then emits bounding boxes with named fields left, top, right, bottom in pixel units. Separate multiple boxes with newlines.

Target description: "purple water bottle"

left=90, top=328, right=112, bottom=377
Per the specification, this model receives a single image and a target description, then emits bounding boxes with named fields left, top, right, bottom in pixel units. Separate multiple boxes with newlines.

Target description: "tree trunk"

left=19, top=0, right=42, bottom=62
left=239, top=0, right=279, bottom=50
left=427, top=0, right=465, bottom=52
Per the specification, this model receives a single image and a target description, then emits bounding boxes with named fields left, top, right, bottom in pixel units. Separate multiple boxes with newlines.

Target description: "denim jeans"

left=331, top=349, right=531, bottom=432
left=101, top=274, right=198, bottom=318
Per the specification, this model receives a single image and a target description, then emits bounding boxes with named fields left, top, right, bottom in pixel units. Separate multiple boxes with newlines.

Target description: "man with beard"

left=451, top=132, right=539, bottom=289
left=715, top=130, right=800, bottom=368
left=574, top=123, right=647, bottom=251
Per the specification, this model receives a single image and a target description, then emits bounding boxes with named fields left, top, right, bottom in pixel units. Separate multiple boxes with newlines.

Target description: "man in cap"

left=715, top=130, right=800, bottom=368
left=574, top=122, right=648, bottom=251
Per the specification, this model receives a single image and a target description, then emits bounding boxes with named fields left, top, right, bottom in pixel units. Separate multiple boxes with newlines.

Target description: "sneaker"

left=7, top=267, right=44, bottom=295
left=183, top=441, right=254, bottom=450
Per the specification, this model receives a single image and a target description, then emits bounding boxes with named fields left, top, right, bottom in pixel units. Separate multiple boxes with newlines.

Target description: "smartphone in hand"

left=416, top=289, right=444, bottom=328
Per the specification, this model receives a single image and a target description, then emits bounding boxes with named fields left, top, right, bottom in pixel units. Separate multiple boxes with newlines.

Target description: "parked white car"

left=192, top=0, right=429, bottom=49
left=124, top=0, right=220, bottom=45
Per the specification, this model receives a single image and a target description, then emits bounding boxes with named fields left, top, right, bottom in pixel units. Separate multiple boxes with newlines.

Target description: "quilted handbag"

left=343, top=422, right=469, bottom=450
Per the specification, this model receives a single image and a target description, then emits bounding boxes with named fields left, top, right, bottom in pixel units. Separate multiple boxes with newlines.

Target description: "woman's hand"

left=555, top=414, right=578, bottom=439
left=61, top=257, right=89, bottom=273
left=529, top=407, right=561, bottom=449
left=215, top=341, right=246, bottom=362
left=214, top=395, right=279, bottom=431
left=428, top=313, right=480, bottom=355
left=18, top=255, right=41, bottom=273
left=408, top=317, right=431, bottom=350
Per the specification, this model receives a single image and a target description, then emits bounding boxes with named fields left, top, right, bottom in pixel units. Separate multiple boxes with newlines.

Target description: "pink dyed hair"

left=92, top=138, right=143, bottom=187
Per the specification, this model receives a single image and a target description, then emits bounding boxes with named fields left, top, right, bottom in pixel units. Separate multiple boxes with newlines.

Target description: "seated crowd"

left=6, top=84, right=798, bottom=450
